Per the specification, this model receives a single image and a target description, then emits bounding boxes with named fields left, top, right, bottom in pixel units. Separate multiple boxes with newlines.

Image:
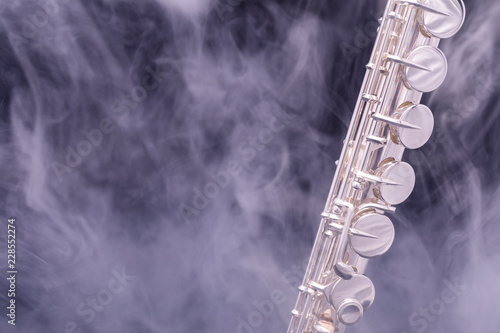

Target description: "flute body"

left=287, top=1, right=465, bottom=332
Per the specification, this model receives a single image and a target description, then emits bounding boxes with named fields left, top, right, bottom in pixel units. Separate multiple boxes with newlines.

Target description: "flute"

left=287, top=1, right=465, bottom=332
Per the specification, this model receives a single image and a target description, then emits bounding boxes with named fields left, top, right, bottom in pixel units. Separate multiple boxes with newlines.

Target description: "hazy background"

left=0, top=0, right=498, bottom=332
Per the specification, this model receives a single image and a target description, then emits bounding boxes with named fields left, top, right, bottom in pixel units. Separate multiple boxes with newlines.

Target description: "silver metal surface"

left=395, top=104, right=435, bottom=149
left=328, top=274, right=375, bottom=325
left=404, top=46, right=448, bottom=93
left=287, top=1, right=465, bottom=332
left=376, top=161, right=416, bottom=205
left=350, top=213, right=395, bottom=258
left=422, top=0, right=466, bottom=39
left=314, top=323, right=335, bottom=333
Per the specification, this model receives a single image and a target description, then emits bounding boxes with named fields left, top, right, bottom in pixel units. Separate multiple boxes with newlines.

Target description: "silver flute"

left=287, top=1, right=465, bottom=332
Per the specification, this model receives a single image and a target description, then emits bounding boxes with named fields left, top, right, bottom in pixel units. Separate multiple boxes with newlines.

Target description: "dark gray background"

left=0, top=0, right=498, bottom=332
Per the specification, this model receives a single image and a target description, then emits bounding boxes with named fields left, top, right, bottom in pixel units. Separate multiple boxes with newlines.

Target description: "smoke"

left=0, top=0, right=498, bottom=332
